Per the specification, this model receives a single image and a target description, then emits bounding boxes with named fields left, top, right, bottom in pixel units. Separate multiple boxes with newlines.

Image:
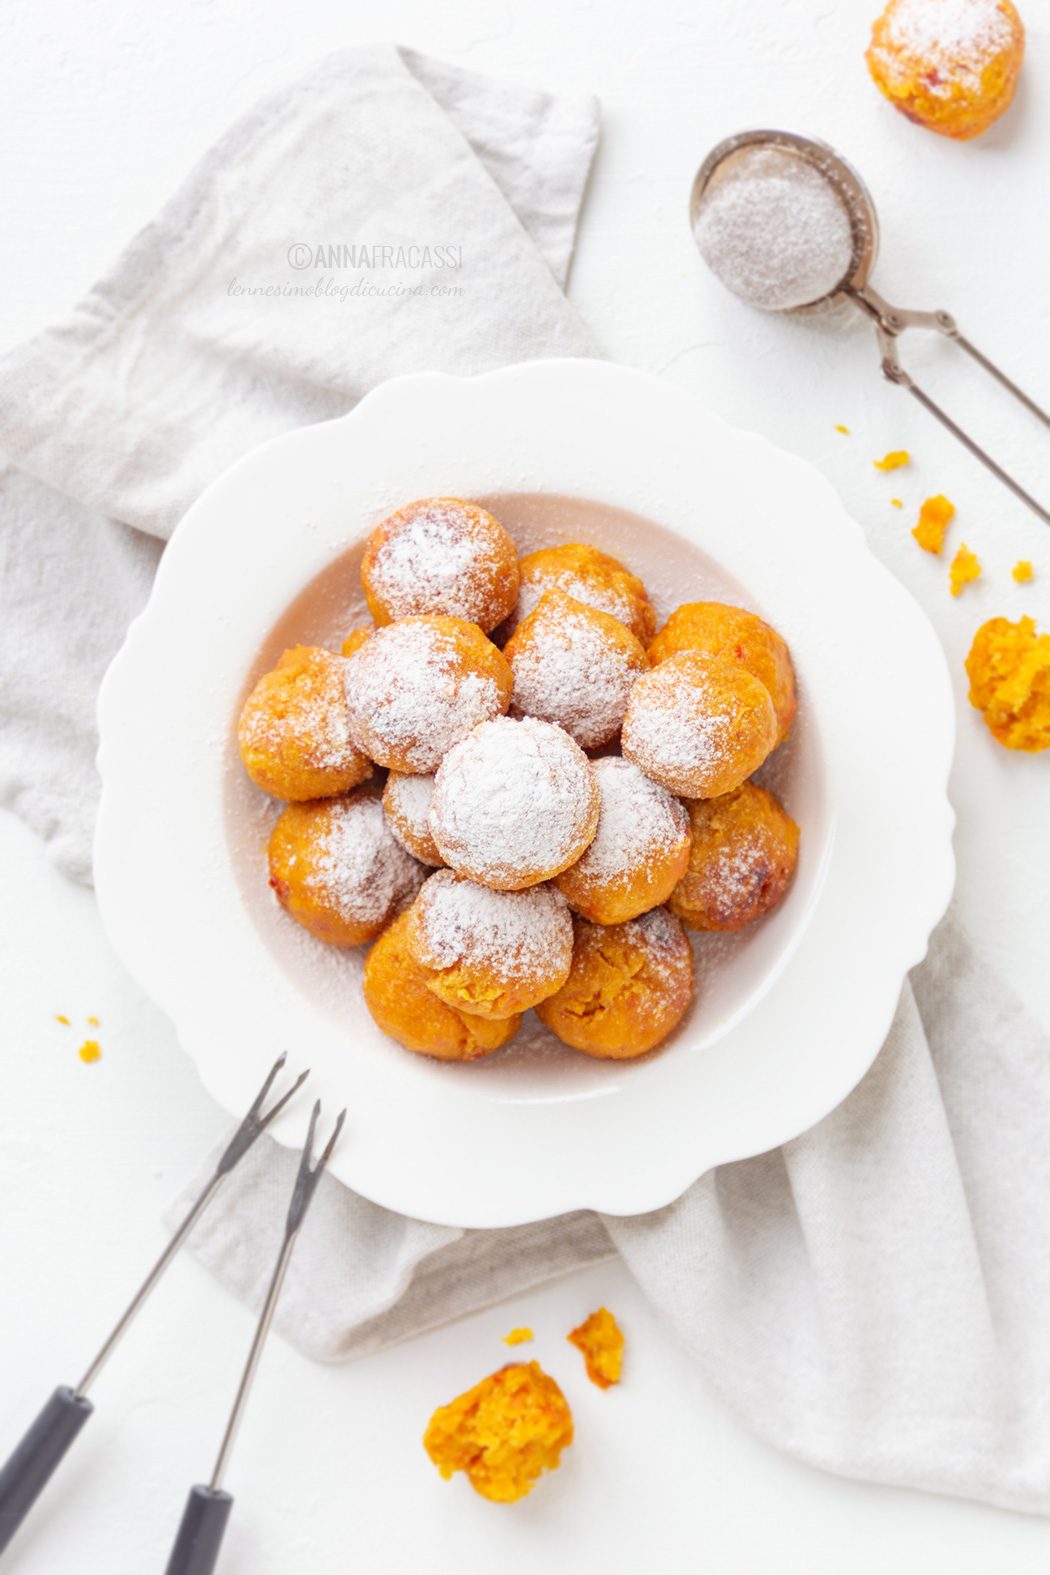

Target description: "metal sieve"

left=691, top=129, right=1050, bottom=524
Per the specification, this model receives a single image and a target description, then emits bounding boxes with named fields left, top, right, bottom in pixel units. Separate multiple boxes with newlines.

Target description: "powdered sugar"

left=411, top=868, right=573, bottom=981
left=509, top=571, right=638, bottom=637
left=571, top=757, right=690, bottom=882
left=365, top=499, right=514, bottom=626
left=343, top=618, right=507, bottom=773
left=622, top=658, right=736, bottom=792
left=873, top=0, right=1015, bottom=93
left=240, top=648, right=358, bottom=771
left=308, top=791, right=424, bottom=926
left=430, top=716, right=599, bottom=889
left=507, top=591, right=647, bottom=749
left=695, top=145, right=855, bottom=312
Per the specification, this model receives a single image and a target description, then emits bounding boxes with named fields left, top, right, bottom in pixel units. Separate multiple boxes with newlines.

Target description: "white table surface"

left=2, top=0, right=1049, bottom=1569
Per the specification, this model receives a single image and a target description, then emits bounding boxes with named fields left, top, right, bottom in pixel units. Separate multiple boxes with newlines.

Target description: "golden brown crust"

left=361, top=497, right=519, bottom=632
left=423, top=1362, right=574, bottom=1502
left=648, top=601, right=796, bottom=744
left=536, top=907, right=694, bottom=1058
left=669, top=782, right=799, bottom=932
left=237, top=646, right=372, bottom=800
left=362, top=910, right=519, bottom=1059
left=621, top=649, right=777, bottom=799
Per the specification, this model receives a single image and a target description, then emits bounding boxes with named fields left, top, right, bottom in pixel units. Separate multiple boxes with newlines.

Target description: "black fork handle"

left=165, top=1484, right=234, bottom=1575
left=0, top=1386, right=93, bottom=1555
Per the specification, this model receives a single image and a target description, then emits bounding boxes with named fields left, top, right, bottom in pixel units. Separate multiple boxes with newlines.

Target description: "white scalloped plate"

left=95, top=360, right=955, bottom=1227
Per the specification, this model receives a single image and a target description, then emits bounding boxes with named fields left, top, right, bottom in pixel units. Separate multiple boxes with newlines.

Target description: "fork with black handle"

left=165, top=1099, right=345, bottom=1575
left=0, top=1053, right=309, bottom=1559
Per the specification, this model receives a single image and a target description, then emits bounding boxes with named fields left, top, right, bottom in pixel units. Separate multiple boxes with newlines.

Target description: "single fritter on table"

left=866, top=0, right=1025, bottom=140
left=423, top=1361, right=574, bottom=1503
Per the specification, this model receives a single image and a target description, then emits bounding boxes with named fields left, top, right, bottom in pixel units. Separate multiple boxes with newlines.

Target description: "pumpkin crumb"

left=950, top=544, right=982, bottom=596
left=874, top=450, right=910, bottom=471
left=87, top=1015, right=100, bottom=1027
left=423, top=1362, right=573, bottom=1502
left=912, top=494, right=956, bottom=555
left=891, top=498, right=903, bottom=509
left=78, top=1040, right=102, bottom=1064
left=966, top=616, right=1050, bottom=752
left=1013, top=560, right=1034, bottom=584
left=567, top=1307, right=624, bottom=1389
left=834, top=423, right=850, bottom=435
left=502, top=1327, right=533, bottom=1346
left=54, top=1014, right=70, bottom=1026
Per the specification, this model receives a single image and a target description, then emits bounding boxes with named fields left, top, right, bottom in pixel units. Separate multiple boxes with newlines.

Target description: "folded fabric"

left=4, top=45, right=1048, bottom=1520
left=0, top=43, right=598, bottom=882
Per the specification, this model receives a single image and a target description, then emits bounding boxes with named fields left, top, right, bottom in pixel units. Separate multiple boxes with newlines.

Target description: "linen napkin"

left=2, top=45, right=1048, bottom=1520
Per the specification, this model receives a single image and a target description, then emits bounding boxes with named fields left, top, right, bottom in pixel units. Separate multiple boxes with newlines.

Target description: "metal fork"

left=0, top=1053, right=309, bottom=1557
left=164, top=1100, right=345, bottom=1575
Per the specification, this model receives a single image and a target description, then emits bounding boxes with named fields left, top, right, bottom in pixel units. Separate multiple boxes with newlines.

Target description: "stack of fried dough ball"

left=236, top=497, right=802, bottom=1063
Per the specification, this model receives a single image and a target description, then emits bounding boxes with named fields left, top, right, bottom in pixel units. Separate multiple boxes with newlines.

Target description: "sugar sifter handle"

left=164, top=1484, right=234, bottom=1575
left=847, top=282, right=1050, bottom=525
left=0, top=1386, right=94, bottom=1555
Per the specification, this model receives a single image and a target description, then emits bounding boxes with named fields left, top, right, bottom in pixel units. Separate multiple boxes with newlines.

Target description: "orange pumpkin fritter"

left=537, top=907, right=695, bottom=1059
left=568, top=1307, right=624, bottom=1389
left=966, top=615, right=1050, bottom=751
left=647, top=602, right=796, bottom=744
left=669, top=783, right=800, bottom=933
left=554, top=756, right=691, bottom=926
left=406, top=870, right=573, bottom=1020
left=504, top=590, right=649, bottom=750
left=506, top=542, right=656, bottom=644
left=343, top=615, right=512, bottom=774
left=622, top=650, right=777, bottom=800
left=423, top=1362, right=574, bottom=1503
left=866, top=0, right=1025, bottom=141
left=268, top=787, right=424, bottom=947
left=361, top=497, right=519, bottom=632
left=363, top=910, right=519, bottom=1060
left=238, top=646, right=372, bottom=801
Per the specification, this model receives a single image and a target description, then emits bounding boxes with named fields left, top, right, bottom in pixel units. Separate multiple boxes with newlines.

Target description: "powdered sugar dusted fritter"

left=407, top=869, right=573, bottom=1018
left=429, top=716, right=600, bottom=890
left=361, top=497, right=519, bottom=632
left=555, top=756, right=691, bottom=924
left=343, top=615, right=511, bottom=774
left=504, top=590, right=649, bottom=750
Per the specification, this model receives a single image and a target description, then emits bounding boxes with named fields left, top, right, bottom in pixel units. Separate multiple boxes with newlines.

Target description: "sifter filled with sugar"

left=690, top=129, right=1050, bottom=523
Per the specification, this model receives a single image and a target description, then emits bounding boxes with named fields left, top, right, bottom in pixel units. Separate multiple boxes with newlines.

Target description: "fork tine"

left=284, top=1103, right=344, bottom=1236
left=255, top=1068, right=310, bottom=1131
left=245, top=1051, right=287, bottom=1118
